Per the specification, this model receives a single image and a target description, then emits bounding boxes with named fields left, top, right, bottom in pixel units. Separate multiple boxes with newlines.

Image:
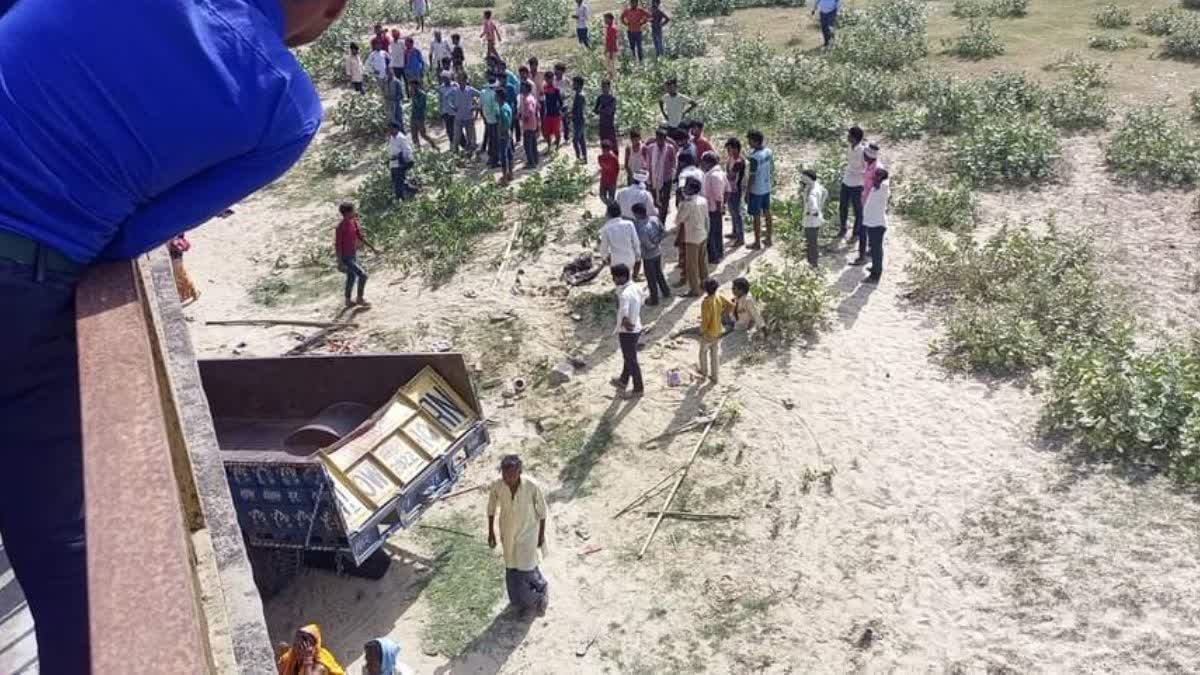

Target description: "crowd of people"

left=332, top=0, right=888, bottom=391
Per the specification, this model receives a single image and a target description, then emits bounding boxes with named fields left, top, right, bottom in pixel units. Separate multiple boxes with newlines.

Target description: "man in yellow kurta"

left=486, top=454, right=549, bottom=617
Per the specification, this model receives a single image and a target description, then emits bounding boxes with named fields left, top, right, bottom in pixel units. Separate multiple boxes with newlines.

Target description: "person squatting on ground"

left=698, top=277, right=732, bottom=384
left=610, top=263, right=646, bottom=397
left=335, top=203, right=378, bottom=307
left=800, top=169, right=828, bottom=269
left=0, top=0, right=337, bottom=668
left=632, top=202, right=671, bottom=305
left=487, top=454, right=550, bottom=618
left=363, top=637, right=416, bottom=675
left=277, top=624, right=346, bottom=675
left=728, top=277, right=764, bottom=334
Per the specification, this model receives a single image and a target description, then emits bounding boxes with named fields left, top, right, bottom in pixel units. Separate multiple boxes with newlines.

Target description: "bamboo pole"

left=612, top=466, right=684, bottom=519
left=637, top=394, right=729, bottom=559
left=641, top=511, right=741, bottom=520
left=207, top=319, right=357, bottom=328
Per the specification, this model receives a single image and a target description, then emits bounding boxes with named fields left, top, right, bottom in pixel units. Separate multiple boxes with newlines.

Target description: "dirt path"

left=182, top=62, right=1200, bottom=675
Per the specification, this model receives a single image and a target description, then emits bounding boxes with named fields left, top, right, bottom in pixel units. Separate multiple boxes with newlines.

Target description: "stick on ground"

left=612, top=466, right=684, bottom=519
left=637, top=393, right=730, bottom=559
left=207, top=319, right=358, bottom=328
left=641, top=511, right=742, bottom=520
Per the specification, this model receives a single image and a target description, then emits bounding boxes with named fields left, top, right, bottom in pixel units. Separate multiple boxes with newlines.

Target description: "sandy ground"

left=176, top=25, right=1200, bottom=675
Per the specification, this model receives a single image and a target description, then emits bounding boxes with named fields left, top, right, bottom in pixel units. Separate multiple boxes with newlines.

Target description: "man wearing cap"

left=800, top=170, right=828, bottom=269
left=616, top=172, right=656, bottom=221
left=487, top=454, right=549, bottom=618
left=0, top=0, right=338, bottom=669
left=677, top=177, right=710, bottom=296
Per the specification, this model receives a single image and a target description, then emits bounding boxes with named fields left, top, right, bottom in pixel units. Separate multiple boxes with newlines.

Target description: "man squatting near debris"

left=487, top=454, right=550, bottom=617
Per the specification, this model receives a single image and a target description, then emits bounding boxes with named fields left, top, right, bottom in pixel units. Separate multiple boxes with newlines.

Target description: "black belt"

left=0, top=228, right=85, bottom=275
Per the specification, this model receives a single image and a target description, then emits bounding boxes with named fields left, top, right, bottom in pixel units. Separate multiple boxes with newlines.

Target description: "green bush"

left=880, top=104, right=927, bottom=140
left=750, top=263, right=834, bottom=342
left=952, top=116, right=1060, bottom=184
left=356, top=153, right=508, bottom=282
left=979, top=71, right=1044, bottom=115
left=786, top=101, right=849, bottom=140
left=831, top=0, right=928, bottom=70
left=944, top=19, right=1006, bottom=59
left=427, top=6, right=470, bottom=27
left=320, top=147, right=356, bottom=174
left=828, top=66, right=899, bottom=111
left=666, top=18, right=711, bottom=57
left=1185, top=0, right=1200, bottom=9
left=1044, top=52, right=1111, bottom=88
left=1192, top=89, right=1200, bottom=119
left=1088, top=33, right=1148, bottom=51
left=447, top=0, right=494, bottom=6
left=332, top=92, right=390, bottom=140
left=679, top=0, right=733, bottom=16
left=922, top=77, right=983, bottom=135
left=906, top=221, right=1117, bottom=376
left=896, top=179, right=978, bottom=231
left=1140, top=8, right=1186, bottom=35
left=515, top=156, right=592, bottom=252
left=1044, top=82, right=1112, bottom=130
left=951, top=0, right=1027, bottom=18
left=1043, top=332, right=1200, bottom=481
left=1105, top=107, right=1200, bottom=185
left=1163, top=16, right=1200, bottom=59
left=1093, top=4, right=1132, bottom=28
left=520, top=0, right=569, bottom=38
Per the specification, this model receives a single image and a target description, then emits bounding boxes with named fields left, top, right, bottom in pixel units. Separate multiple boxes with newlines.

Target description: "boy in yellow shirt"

left=698, top=277, right=731, bottom=384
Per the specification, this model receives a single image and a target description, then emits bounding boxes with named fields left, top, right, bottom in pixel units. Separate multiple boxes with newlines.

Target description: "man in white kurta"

left=487, top=454, right=549, bottom=616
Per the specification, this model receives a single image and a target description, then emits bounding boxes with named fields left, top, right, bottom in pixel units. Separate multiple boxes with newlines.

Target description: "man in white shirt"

left=486, top=454, right=548, bottom=617
left=429, top=30, right=452, bottom=71
left=599, top=202, right=641, bottom=271
left=344, top=44, right=365, bottom=93
left=839, top=126, right=866, bottom=242
left=860, top=167, right=890, bottom=283
left=800, top=169, right=828, bottom=269
left=366, top=47, right=391, bottom=97
left=616, top=172, right=655, bottom=221
left=574, top=0, right=592, bottom=47
left=677, top=176, right=709, bottom=296
left=387, top=123, right=416, bottom=200
left=389, top=32, right=407, bottom=90
left=659, top=78, right=696, bottom=129
left=610, top=263, right=645, bottom=397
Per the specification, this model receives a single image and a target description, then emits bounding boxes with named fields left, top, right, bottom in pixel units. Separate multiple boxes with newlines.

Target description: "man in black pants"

left=838, top=126, right=866, bottom=243
left=609, top=263, right=645, bottom=399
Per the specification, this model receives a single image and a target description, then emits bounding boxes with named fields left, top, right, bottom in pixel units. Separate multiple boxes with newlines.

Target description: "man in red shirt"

left=335, top=202, right=378, bottom=307
left=690, top=120, right=713, bottom=158
left=620, top=0, right=651, bottom=63
left=598, top=139, right=620, bottom=205
left=370, top=24, right=391, bottom=52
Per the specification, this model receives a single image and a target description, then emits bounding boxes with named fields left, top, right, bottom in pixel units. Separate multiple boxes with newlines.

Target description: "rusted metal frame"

left=76, top=260, right=211, bottom=674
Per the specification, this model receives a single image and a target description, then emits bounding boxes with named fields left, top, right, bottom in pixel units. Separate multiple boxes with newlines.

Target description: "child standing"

left=598, top=140, right=620, bottom=204
left=519, top=81, right=540, bottom=167
left=603, top=13, right=619, bottom=80
left=624, top=128, right=645, bottom=186
left=496, top=89, right=515, bottom=183
left=345, top=43, right=365, bottom=93
left=542, top=77, right=564, bottom=151
left=481, top=11, right=502, bottom=57
left=167, top=233, right=199, bottom=303
left=571, top=76, right=587, bottom=162
left=335, top=203, right=379, bottom=308
left=555, top=63, right=571, bottom=142
left=593, top=79, right=618, bottom=162
left=698, top=277, right=731, bottom=384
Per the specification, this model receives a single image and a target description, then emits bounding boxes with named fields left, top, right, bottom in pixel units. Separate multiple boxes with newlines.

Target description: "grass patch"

left=471, top=317, right=525, bottom=372
left=249, top=275, right=291, bottom=306
left=1093, top=4, right=1132, bottom=29
left=896, top=178, right=978, bottom=231
left=420, top=513, right=505, bottom=657
left=700, top=594, right=778, bottom=645
left=750, top=263, right=834, bottom=344
left=1105, top=106, right=1200, bottom=186
left=568, top=289, right=614, bottom=323
left=1087, top=33, right=1149, bottom=51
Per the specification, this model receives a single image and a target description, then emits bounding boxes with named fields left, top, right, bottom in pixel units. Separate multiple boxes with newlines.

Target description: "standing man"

left=812, top=0, right=839, bottom=50
left=620, top=0, right=652, bottom=64
left=336, top=203, right=379, bottom=308
left=650, top=0, right=671, bottom=57
left=387, top=68, right=406, bottom=132
left=610, top=263, right=645, bottom=398
left=574, top=0, right=593, bottom=47
left=616, top=171, right=655, bottom=221
left=659, top=78, right=696, bottom=130
left=632, top=203, right=671, bottom=305
left=0, top=0, right=335, bottom=669
left=800, top=169, right=828, bottom=269
left=645, top=127, right=678, bottom=222
left=408, top=80, right=439, bottom=150
left=700, top=151, right=727, bottom=264
left=389, top=28, right=407, bottom=89
left=480, top=77, right=501, bottom=167
left=371, top=23, right=391, bottom=52
left=486, top=455, right=549, bottom=618
left=746, top=129, right=774, bottom=249
left=388, top=123, right=416, bottom=200
left=594, top=79, right=619, bottom=162
left=413, top=0, right=430, bottom=32
left=429, top=30, right=452, bottom=74
left=496, top=89, right=515, bottom=183
left=599, top=202, right=641, bottom=272
left=367, top=45, right=392, bottom=98
left=861, top=167, right=890, bottom=283
left=403, top=36, right=425, bottom=88
left=838, top=126, right=866, bottom=242
left=678, top=177, right=709, bottom=296
left=452, top=72, right=480, bottom=153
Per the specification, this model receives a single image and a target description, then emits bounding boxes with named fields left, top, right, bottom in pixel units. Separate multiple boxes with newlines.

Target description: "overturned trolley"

left=198, top=353, right=488, bottom=596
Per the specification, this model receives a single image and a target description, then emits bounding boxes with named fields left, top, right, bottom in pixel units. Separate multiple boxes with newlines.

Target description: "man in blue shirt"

left=0, top=0, right=337, bottom=670
left=811, top=0, right=839, bottom=49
